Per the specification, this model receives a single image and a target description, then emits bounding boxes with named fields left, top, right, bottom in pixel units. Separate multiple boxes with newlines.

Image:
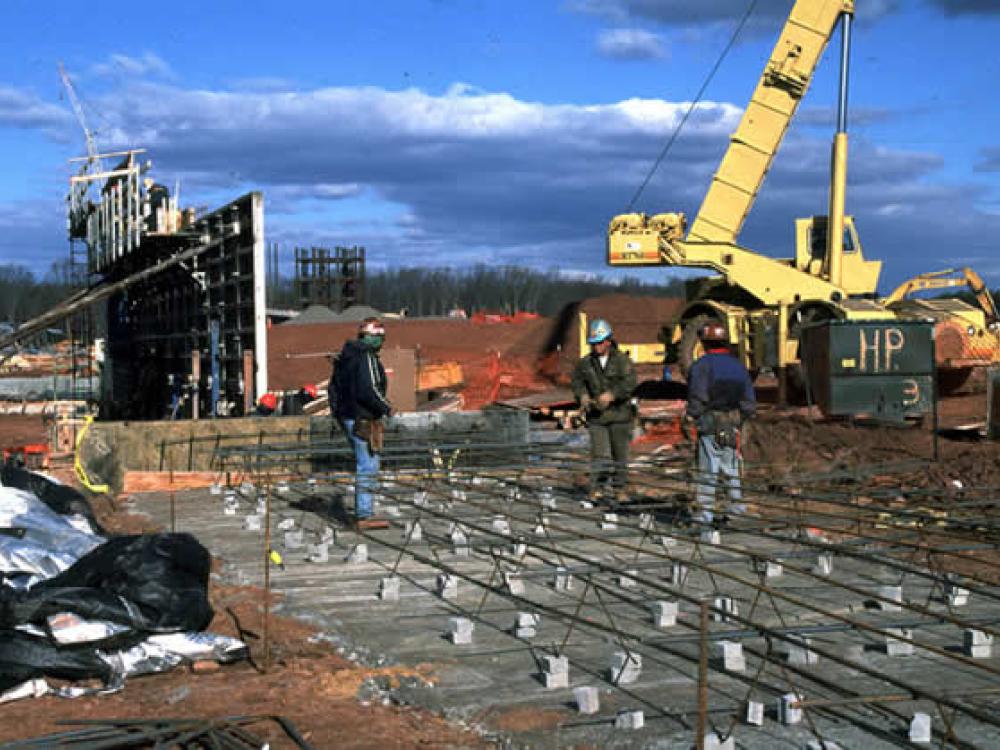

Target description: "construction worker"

left=331, top=317, right=392, bottom=529
left=256, top=392, right=278, bottom=416
left=684, top=321, right=756, bottom=526
left=571, top=318, right=637, bottom=506
left=284, top=383, right=318, bottom=415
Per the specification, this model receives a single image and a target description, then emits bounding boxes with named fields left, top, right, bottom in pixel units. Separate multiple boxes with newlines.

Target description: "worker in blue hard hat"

left=571, top=318, right=637, bottom=507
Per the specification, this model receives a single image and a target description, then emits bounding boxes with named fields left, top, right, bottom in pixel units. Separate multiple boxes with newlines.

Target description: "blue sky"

left=0, top=0, right=998, bottom=291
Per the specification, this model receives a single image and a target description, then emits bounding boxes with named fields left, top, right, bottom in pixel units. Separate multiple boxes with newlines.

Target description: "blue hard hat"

left=587, top=318, right=613, bottom=344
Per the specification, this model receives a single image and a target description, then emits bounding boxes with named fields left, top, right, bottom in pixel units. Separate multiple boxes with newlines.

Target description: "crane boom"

left=688, top=0, right=853, bottom=243
left=58, top=62, right=96, bottom=162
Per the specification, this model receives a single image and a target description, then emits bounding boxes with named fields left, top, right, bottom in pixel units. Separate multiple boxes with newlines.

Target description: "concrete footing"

left=650, top=600, right=678, bottom=628
left=700, top=529, right=721, bottom=545
left=671, top=563, right=689, bottom=586
left=542, top=655, right=568, bottom=689
left=345, top=543, right=368, bottom=564
left=778, top=693, right=803, bottom=725
left=379, top=576, right=400, bottom=601
left=573, top=686, right=600, bottom=714
left=553, top=567, right=573, bottom=592
left=745, top=700, right=764, bottom=726
left=448, top=617, right=474, bottom=645
left=614, top=709, right=644, bottom=730
left=704, top=731, right=735, bottom=750
left=964, top=628, right=993, bottom=658
left=909, top=712, right=932, bottom=744
left=718, top=640, right=746, bottom=672
left=307, top=542, right=329, bottom=563
left=786, top=636, right=819, bottom=665
left=610, top=651, right=642, bottom=685
left=813, top=553, right=834, bottom=576
left=504, top=572, right=526, bottom=596
left=877, top=584, right=903, bottom=611
left=514, top=612, right=539, bottom=638
left=437, top=573, right=458, bottom=600
left=885, top=628, right=914, bottom=657
left=712, top=595, right=738, bottom=623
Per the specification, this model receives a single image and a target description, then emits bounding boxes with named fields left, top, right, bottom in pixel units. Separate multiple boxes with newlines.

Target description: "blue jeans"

left=695, top=433, right=743, bottom=523
left=341, top=418, right=379, bottom=519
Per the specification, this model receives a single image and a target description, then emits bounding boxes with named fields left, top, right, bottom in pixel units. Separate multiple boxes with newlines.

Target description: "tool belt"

left=705, top=409, right=741, bottom=449
left=353, top=419, right=385, bottom=453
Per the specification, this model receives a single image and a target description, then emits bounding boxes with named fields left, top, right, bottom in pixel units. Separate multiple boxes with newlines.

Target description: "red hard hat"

left=259, top=393, right=277, bottom=410
left=698, top=322, right=728, bottom=343
left=303, top=383, right=318, bottom=399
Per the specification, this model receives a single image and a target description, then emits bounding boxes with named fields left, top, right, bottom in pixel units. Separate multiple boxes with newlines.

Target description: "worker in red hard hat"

left=684, top=320, right=756, bottom=527
left=256, top=392, right=278, bottom=416
left=284, top=383, right=319, bottom=416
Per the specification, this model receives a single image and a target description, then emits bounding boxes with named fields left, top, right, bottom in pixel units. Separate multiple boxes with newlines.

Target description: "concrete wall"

left=81, top=409, right=529, bottom=492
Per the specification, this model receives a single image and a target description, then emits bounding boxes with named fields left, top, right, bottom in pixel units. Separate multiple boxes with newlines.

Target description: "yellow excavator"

left=607, top=0, right=1000, bottom=394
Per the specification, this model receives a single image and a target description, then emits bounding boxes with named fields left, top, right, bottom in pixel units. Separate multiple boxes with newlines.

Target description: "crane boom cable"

left=626, top=0, right=760, bottom=212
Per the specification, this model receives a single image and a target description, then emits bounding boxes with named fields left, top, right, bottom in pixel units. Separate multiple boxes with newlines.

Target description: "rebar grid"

left=183, top=428, right=1000, bottom=748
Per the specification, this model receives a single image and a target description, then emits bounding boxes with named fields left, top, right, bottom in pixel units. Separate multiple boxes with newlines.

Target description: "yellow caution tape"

left=74, top=415, right=109, bottom=495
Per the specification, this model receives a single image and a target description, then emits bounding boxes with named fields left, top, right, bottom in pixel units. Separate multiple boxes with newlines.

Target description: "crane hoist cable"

left=626, top=0, right=760, bottom=212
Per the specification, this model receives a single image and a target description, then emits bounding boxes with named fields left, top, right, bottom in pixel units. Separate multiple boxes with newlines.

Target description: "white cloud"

left=2, top=68, right=997, bottom=287
left=596, top=28, right=667, bottom=60
left=0, top=86, right=72, bottom=133
left=90, top=52, right=173, bottom=80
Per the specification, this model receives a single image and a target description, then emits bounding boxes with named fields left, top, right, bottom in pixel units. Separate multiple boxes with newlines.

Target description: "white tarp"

left=0, top=486, right=104, bottom=589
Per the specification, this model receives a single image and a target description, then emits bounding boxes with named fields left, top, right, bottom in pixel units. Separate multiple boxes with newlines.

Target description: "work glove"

left=597, top=391, right=614, bottom=409
left=681, top=416, right=696, bottom=442
left=579, top=395, right=593, bottom=411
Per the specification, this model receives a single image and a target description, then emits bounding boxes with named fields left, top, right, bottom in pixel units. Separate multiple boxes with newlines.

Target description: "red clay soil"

left=267, top=294, right=684, bottom=404
left=745, top=406, right=1000, bottom=488
left=0, top=414, right=49, bottom=448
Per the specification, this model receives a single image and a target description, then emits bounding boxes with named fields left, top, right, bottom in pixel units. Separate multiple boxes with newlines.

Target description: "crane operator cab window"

left=809, top=216, right=857, bottom=262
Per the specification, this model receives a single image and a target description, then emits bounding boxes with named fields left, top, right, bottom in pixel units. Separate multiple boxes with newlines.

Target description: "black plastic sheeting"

left=1, top=533, right=214, bottom=633
left=0, top=465, right=104, bottom=534
left=0, top=632, right=114, bottom=693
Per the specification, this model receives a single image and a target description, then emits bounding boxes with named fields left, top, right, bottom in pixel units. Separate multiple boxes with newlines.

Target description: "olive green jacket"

left=571, top=345, right=637, bottom=425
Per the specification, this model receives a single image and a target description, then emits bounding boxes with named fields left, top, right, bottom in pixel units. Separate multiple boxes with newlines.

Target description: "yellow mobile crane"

left=607, top=0, right=1000, bottom=393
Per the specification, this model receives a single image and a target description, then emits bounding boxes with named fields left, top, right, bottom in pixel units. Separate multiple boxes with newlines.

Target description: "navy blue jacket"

left=686, top=351, right=755, bottom=429
left=331, top=339, right=392, bottom=421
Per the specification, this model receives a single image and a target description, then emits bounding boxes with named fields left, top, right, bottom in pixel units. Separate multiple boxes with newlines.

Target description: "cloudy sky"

left=0, top=0, right=998, bottom=291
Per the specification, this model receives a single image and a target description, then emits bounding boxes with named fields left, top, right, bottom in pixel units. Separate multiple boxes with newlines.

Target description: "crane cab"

left=794, top=215, right=881, bottom=297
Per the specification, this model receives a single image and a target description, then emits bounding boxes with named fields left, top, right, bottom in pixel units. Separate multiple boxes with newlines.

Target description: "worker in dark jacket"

left=571, top=318, right=637, bottom=506
left=685, top=321, right=756, bottom=526
left=332, top=318, right=393, bottom=529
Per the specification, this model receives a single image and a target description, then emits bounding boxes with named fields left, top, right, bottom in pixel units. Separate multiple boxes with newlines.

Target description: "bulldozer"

left=607, top=0, right=1000, bottom=396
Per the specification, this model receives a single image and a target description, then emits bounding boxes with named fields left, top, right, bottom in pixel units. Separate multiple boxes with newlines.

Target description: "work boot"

left=354, top=517, right=390, bottom=531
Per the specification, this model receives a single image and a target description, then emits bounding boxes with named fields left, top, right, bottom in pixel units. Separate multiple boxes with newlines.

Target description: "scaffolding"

left=294, top=246, right=365, bottom=312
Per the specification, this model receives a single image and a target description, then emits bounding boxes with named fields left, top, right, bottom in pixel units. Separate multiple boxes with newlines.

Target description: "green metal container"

left=800, top=320, right=935, bottom=420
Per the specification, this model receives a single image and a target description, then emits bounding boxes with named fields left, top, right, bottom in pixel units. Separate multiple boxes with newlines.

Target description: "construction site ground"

left=0, top=384, right=999, bottom=748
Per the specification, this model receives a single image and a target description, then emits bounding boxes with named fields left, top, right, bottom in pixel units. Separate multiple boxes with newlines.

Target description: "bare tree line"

left=270, top=265, right=686, bottom=317
left=1, top=260, right=684, bottom=334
